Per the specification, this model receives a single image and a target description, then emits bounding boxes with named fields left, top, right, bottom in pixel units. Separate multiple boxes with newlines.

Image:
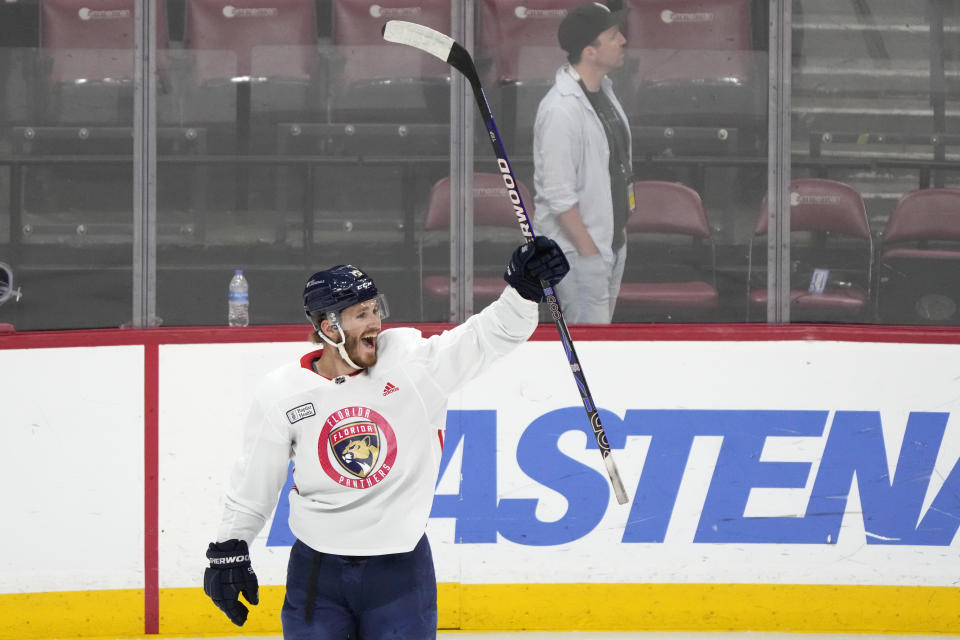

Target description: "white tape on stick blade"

left=382, top=20, right=455, bottom=62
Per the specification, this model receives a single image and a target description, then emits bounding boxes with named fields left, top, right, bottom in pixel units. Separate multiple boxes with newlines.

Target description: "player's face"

left=339, top=298, right=383, bottom=368
left=588, top=25, right=626, bottom=71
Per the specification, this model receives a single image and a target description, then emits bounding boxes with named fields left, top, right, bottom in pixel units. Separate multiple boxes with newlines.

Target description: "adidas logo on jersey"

left=382, top=382, right=399, bottom=396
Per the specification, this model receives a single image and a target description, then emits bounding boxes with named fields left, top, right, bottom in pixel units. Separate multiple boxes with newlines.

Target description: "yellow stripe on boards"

left=159, top=585, right=284, bottom=634
left=439, top=581, right=461, bottom=628
left=0, top=589, right=144, bottom=640
left=456, top=583, right=960, bottom=633
left=2, top=583, right=960, bottom=639
left=155, top=584, right=462, bottom=634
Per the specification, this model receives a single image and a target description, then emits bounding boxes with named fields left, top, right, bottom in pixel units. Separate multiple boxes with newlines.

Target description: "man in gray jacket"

left=533, top=2, right=632, bottom=323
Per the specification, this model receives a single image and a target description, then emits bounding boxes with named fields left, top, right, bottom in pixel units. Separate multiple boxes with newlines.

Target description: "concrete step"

left=794, top=20, right=960, bottom=62
left=796, top=0, right=959, bottom=22
left=792, top=95, right=960, bottom=135
left=793, top=58, right=960, bottom=96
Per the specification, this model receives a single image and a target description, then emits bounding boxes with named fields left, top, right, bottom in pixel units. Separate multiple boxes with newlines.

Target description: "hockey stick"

left=383, top=20, right=629, bottom=505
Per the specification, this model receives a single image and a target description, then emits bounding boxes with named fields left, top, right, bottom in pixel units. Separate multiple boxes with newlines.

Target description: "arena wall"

left=2, top=325, right=960, bottom=638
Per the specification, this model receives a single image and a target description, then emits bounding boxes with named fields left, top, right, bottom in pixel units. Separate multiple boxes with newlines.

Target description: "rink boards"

left=2, top=325, right=960, bottom=638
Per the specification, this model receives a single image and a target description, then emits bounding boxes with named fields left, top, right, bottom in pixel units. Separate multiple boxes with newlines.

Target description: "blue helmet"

left=303, top=265, right=378, bottom=323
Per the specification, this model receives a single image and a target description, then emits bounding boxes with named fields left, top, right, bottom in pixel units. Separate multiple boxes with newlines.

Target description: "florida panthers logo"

left=333, top=427, right=379, bottom=477
left=318, top=406, right=397, bottom=489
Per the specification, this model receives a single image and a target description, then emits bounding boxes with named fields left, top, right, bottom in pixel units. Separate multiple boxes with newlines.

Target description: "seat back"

left=882, top=188, right=960, bottom=246
left=748, top=179, right=873, bottom=320
left=618, top=181, right=718, bottom=318
left=479, top=0, right=581, bottom=84
left=185, top=0, right=316, bottom=83
left=420, top=173, right=531, bottom=316
left=425, top=173, right=532, bottom=230
left=755, top=179, right=871, bottom=238
left=624, top=0, right=759, bottom=131
left=878, top=189, right=960, bottom=324
left=627, top=181, right=710, bottom=237
left=42, top=0, right=169, bottom=85
left=329, top=0, right=450, bottom=122
left=477, top=1, right=586, bottom=150
left=334, top=0, right=450, bottom=85
left=625, top=0, right=752, bottom=85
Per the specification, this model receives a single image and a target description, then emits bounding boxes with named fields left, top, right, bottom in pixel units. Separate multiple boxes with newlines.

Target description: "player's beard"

left=343, top=330, right=378, bottom=369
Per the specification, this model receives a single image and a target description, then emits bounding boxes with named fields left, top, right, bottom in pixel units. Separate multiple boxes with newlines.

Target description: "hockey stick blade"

left=382, top=21, right=479, bottom=87
left=383, top=20, right=629, bottom=506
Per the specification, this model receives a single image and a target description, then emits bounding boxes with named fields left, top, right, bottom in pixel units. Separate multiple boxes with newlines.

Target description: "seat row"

left=419, top=174, right=960, bottom=325
left=20, top=0, right=759, bottom=139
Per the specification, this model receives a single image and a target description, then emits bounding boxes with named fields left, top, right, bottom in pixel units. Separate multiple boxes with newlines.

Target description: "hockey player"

left=203, top=236, right=569, bottom=639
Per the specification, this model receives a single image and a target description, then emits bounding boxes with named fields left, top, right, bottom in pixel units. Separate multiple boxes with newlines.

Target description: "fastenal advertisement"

left=160, top=340, right=960, bottom=588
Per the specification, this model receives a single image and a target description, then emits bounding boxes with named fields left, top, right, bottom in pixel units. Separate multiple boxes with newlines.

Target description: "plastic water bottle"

left=228, top=269, right=249, bottom=327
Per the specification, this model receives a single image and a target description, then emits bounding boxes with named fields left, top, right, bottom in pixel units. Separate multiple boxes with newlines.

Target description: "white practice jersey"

left=216, top=286, right=538, bottom=555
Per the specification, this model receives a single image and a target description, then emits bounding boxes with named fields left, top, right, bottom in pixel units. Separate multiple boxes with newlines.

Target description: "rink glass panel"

left=0, top=1, right=957, bottom=330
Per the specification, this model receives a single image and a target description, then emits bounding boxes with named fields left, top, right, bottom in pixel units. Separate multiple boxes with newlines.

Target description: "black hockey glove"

left=504, top=235, right=570, bottom=302
left=204, top=539, right=259, bottom=626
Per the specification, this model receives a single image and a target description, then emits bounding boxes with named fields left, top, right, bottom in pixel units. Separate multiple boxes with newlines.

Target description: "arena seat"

left=624, top=0, right=761, bottom=134
left=747, top=179, right=873, bottom=322
left=877, top=188, right=960, bottom=325
left=19, top=1, right=206, bottom=238
left=328, top=0, right=451, bottom=123
left=40, top=0, right=170, bottom=124
left=419, top=172, right=532, bottom=319
left=181, top=0, right=321, bottom=216
left=616, top=181, right=719, bottom=320
left=183, top=0, right=319, bottom=133
left=477, top=0, right=583, bottom=151
left=478, top=0, right=576, bottom=85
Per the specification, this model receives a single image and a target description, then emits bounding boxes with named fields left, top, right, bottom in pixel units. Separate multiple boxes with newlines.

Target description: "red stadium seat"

left=747, top=179, right=873, bottom=321
left=420, top=173, right=532, bottom=318
left=185, top=0, right=315, bottom=83
left=183, top=0, right=319, bottom=129
left=23, top=1, right=204, bottom=230
left=617, top=181, right=719, bottom=319
left=40, top=0, right=170, bottom=123
left=329, top=0, right=451, bottom=123
left=624, top=0, right=761, bottom=132
left=479, top=0, right=579, bottom=84
left=477, top=0, right=584, bottom=150
left=878, top=188, right=960, bottom=325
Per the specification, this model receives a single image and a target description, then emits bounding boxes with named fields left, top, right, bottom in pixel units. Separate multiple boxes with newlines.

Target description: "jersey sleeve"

left=215, top=385, right=293, bottom=545
left=412, top=285, right=538, bottom=398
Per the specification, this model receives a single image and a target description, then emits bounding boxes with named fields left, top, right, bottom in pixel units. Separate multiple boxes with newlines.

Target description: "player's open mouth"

left=361, top=336, right=377, bottom=349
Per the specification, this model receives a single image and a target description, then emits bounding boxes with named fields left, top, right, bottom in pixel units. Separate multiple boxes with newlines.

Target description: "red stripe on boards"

left=144, top=343, right=160, bottom=634
left=4, top=323, right=960, bottom=351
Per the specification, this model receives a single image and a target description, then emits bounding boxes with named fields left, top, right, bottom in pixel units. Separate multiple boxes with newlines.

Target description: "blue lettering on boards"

left=266, top=461, right=296, bottom=546
left=263, top=409, right=960, bottom=547
left=496, top=407, right=613, bottom=545
left=431, top=410, right=501, bottom=543
left=803, top=411, right=952, bottom=545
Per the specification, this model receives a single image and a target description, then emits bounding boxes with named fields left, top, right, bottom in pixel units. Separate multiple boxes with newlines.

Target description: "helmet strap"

left=317, top=312, right=363, bottom=371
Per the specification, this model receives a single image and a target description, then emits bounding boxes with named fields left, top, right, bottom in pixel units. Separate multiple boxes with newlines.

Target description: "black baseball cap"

left=558, top=2, right=626, bottom=57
